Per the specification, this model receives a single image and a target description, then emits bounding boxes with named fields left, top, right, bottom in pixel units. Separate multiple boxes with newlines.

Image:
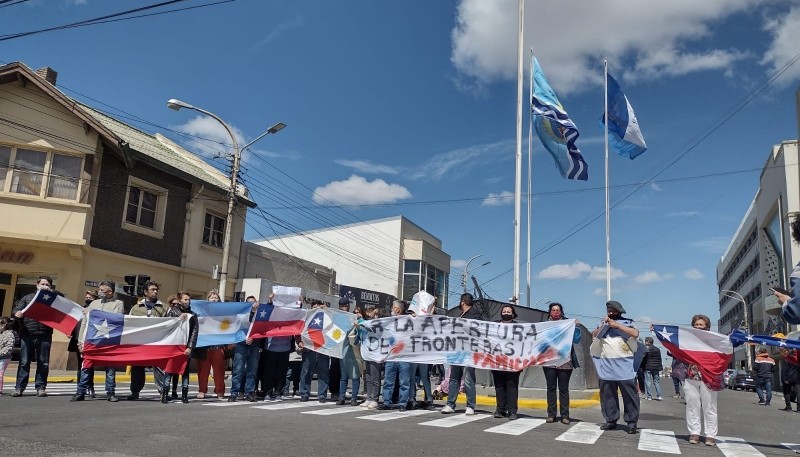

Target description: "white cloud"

left=634, top=271, right=673, bottom=284
left=689, top=236, right=730, bottom=254
left=451, top=0, right=761, bottom=94
left=593, top=288, right=607, bottom=297
left=762, top=7, right=800, bottom=86
left=411, top=139, right=512, bottom=181
left=482, top=191, right=514, bottom=206
left=451, top=259, right=468, bottom=269
left=169, top=116, right=292, bottom=163
left=335, top=159, right=400, bottom=175
left=684, top=268, right=705, bottom=280
left=254, top=17, right=304, bottom=48
left=537, top=261, right=591, bottom=280
left=588, top=266, right=627, bottom=281
left=312, top=175, right=412, bottom=206
left=650, top=182, right=664, bottom=192
left=668, top=211, right=700, bottom=217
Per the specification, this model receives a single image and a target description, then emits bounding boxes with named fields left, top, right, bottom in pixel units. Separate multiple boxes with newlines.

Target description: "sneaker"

left=494, top=410, right=506, bottom=419
left=672, top=394, right=681, bottom=399
left=508, top=412, right=518, bottom=420
left=465, top=407, right=475, bottom=416
left=377, top=403, right=390, bottom=410
left=398, top=405, right=407, bottom=411
left=36, top=389, right=47, bottom=397
left=107, top=394, right=119, bottom=403
left=11, top=390, right=22, bottom=397
left=336, top=399, right=346, bottom=405
left=366, top=401, right=378, bottom=410
left=228, top=395, right=237, bottom=402
left=300, top=396, right=309, bottom=402
left=441, top=404, right=455, bottom=414
left=350, top=399, right=359, bottom=406
left=546, top=417, right=556, bottom=423
left=196, top=392, right=206, bottom=399
left=655, top=397, right=663, bottom=401
left=274, top=396, right=284, bottom=402
left=705, top=437, right=716, bottom=447
left=70, top=394, right=85, bottom=402
left=127, top=393, right=139, bottom=401
left=689, top=435, right=700, bottom=444
left=646, top=397, right=652, bottom=401
left=247, top=394, right=257, bottom=402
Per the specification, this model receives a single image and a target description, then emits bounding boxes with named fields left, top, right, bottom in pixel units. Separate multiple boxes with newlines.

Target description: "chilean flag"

left=20, top=289, right=83, bottom=336
left=81, top=309, right=189, bottom=374
left=653, top=325, right=733, bottom=390
left=304, top=310, right=326, bottom=349
left=247, top=303, right=307, bottom=338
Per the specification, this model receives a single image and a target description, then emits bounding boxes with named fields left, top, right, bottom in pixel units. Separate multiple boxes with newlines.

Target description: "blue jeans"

left=410, top=363, right=432, bottom=401
left=299, top=350, right=329, bottom=399
left=382, top=361, right=411, bottom=407
left=231, top=342, right=260, bottom=395
left=16, top=334, right=51, bottom=391
left=644, top=370, right=662, bottom=399
left=78, top=366, right=117, bottom=395
left=339, top=359, right=361, bottom=400
left=447, top=365, right=476, bottom=409
left=756, top=377, right=773, bottom=404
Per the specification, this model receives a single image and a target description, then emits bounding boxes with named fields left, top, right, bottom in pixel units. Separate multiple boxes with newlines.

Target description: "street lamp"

left=167, top=98, right=285, bottom=299
left=462, top=255, right=490, bottom=293
left=720, top=289, right=752, bottom=370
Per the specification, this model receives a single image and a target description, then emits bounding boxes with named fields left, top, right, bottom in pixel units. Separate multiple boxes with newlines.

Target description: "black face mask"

left=501, top=314, right=514, bottom=321
left=85, top=299, right=93, bottom=306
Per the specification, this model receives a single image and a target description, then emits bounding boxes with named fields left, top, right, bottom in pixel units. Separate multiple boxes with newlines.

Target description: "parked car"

left=727, top=369, right=756, bottom=391
left=723, top=369, right=737, bottom=386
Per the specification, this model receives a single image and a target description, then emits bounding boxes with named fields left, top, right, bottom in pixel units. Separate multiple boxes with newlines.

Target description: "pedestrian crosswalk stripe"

left=555, top=422, right=603, bottom=444
left=483, top=418, right=545, bottom=435
left=302, top=406, right=366, bottom=415
left=419, top=413, right=486, bottom=428
left=202, top=400, right=260, bottom=407
left=251, top=401, right=337, bottom=411
left=782, top=443, right=800, bottom=453
left=357, top=409, right=435, bottom=422
left=638, top=429, right=680, bottom=454
left=716, top=436, right=766, bottom=457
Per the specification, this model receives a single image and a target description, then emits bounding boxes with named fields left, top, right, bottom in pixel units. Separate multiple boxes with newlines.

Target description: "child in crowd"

left=0, top=317, right=17, bottom=395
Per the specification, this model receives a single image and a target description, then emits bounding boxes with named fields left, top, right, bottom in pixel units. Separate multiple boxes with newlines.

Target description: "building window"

left=402, top=259, right=448, bottom=307
left=122, top=177, right=167, bottom=237
left=0, top=143, right=84, bottom=201
left=203, top=212, right=225, bottom=248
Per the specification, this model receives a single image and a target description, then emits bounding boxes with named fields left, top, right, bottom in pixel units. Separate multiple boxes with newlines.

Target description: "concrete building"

left=0, top=62, right=251, bottom=368
left=717, top=140, right=800, bottom=370
left=252, top=216, right=451, bottom=308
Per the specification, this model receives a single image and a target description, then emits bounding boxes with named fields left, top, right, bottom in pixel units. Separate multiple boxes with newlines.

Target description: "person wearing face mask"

left=542, top=302, right=582, bottom=424
left=491, top=305, right=521, bottom=420
left=71, top=281, right=124, bottom=402
left=591, top=300, right=641, bottom=434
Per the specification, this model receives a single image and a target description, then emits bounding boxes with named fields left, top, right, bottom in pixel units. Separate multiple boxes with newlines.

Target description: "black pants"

left=636, top=368, right=645, bottom=392
left=261, top=350, right=290, bottom=396
left=130, top=367, right=165, bottom=394
left=543, top=367, right=572, bottom=418
left=328, top=357, right=342, bottom=397
left=599, top=379, right=640, bottom=426
left=783, top=382, right=798, bottom=409
left=492, top=370, right=520, bottom=414
left=283, top=360, right=301, bottom=395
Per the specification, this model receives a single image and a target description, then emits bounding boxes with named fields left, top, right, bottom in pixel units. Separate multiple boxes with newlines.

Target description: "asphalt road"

left=0, top=380, right=798, bottom=457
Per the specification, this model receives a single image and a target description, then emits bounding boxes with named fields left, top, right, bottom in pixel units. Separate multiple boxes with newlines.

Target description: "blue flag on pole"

left=600, top=73, right=647, bottom=159
left=531, top=57, right=588, bottom=181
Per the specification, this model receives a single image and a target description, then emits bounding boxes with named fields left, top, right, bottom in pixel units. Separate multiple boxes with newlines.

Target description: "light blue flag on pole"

left=600, top=73, right=647, bottom=159
left=193, top=301, right=252, bottom=347
left=531, top=56, right=588, bottom=181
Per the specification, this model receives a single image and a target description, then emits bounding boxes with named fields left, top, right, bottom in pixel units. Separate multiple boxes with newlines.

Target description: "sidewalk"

left=3, top=364, right=600, bottom=409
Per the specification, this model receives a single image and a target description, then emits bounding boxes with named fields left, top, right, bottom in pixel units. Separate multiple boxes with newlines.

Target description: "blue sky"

left=4, top=0, right=800, bottom=329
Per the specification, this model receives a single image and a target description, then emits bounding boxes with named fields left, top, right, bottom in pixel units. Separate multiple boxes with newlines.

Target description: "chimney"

left=34, top=67, right=57, bottom=86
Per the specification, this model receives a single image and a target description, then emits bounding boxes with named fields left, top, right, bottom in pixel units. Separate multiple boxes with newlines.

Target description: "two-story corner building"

left=0, top=62, right=253, bottom=368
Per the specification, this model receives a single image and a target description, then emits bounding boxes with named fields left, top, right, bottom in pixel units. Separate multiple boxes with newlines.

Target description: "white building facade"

left=252, top=216, right=451, bottom=308
left=717, top=140, right=800, bottom=369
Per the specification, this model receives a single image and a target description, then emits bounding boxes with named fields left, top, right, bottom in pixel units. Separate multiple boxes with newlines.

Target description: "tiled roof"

left=78, top=103, right=253, bottom=206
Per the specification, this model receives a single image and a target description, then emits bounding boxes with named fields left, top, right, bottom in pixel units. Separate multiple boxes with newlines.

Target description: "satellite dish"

left=765, top=294, right=783, bottom=316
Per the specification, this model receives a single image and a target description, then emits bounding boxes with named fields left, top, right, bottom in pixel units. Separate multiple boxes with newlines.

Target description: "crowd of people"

left=2, top=274, right=794, bottom=450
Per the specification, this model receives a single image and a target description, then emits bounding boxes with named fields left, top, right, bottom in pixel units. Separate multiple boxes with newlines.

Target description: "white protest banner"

left=359, top=316, right=575, bottom=371
left=272, top=286, right=302, bottom=307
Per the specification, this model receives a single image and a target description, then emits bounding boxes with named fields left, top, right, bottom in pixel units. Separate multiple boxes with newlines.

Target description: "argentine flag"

left=192, top=300, right=252, bottom=347
left=601, top=73, right=647, bottom=159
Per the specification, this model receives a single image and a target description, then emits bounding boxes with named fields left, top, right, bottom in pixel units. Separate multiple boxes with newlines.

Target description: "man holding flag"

left=12, top=276, right=59, bottom=397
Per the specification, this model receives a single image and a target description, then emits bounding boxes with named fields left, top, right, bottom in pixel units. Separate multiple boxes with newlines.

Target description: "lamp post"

left=721, top=289, right=752, bottom=370
left=167, top=98, right=285, bottom=299
left=462, top=255, right=490, bottom=294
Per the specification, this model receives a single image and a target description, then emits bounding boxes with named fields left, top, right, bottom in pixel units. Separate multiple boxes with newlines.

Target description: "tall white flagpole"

left=513, top=0, right=525, bottom=305
left=604, top=58, right=611, bottom=301
left=526, top=48, right=533, bottom=308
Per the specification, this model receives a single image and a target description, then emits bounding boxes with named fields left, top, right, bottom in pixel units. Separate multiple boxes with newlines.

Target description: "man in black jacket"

left=641, top=337, right=664, bottom=401
left=441, top=293, right=483, bottom=415
left=12, top=276, right=56, bottom=397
